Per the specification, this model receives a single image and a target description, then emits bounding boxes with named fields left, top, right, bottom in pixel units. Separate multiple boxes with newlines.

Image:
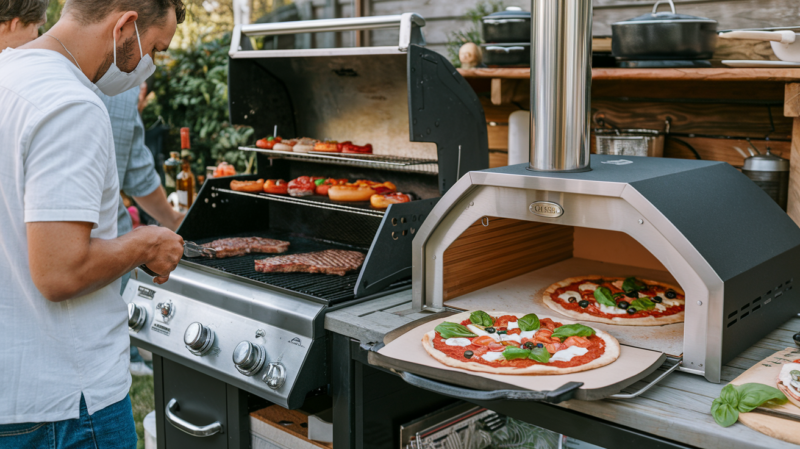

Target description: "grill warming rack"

left=214, top=187, right=386, bottom=218
left=240, top=147, right=439, bottom=175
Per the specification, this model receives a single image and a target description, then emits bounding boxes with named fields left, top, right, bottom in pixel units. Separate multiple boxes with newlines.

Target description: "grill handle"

left=396, top=371, right=583, bottom=404
left=165, top=398, right=224, bottom=437
left=231, top=13, right=426, bottom=54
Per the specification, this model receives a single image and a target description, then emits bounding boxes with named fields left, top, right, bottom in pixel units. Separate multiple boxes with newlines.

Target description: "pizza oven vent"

left=411, top=156, right=800, bottom=383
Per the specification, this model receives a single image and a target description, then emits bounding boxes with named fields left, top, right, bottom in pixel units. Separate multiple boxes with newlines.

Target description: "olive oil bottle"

left=176, top=128, right=195, bottom=212
left=163, top=151, right=181, bottom=195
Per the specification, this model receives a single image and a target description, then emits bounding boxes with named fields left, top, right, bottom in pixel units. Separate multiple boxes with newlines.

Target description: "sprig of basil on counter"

left=630, top=297, right=656, bottom=311
left=551, top=324, right=596, bottom=341
left=435, top=322, right=476, bottom=339
left=469, top=310, right=494, bottom=327
left=518, top=313, right=540, bottom=332
left=502, top=346, right=551, bottom=364
left=711, top=383, right=787, bottom=427
left=622, top=277, right=647, bottom=293
left=593, top=287, right=616, bottom=307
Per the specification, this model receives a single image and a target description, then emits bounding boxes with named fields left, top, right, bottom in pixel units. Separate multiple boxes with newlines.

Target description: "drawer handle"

left=165, top=398, right=224, bottom=437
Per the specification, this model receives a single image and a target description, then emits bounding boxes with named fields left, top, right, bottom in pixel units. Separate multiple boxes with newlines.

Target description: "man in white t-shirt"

left=0, top=1, right=185, bottom=447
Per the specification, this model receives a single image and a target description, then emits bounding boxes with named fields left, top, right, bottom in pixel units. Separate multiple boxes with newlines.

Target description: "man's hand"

left=27, top=221, right=184, bottom=302
left=134, top=225, right=184, bottom=284
left=135, top=186, right=185, bottom=231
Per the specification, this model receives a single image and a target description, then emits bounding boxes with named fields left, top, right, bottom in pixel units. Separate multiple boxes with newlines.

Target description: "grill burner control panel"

left=122, top=267, right=325, bottom=407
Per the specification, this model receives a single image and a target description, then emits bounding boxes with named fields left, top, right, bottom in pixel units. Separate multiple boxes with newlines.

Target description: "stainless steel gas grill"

left=123, top=14, right=488, bottom=449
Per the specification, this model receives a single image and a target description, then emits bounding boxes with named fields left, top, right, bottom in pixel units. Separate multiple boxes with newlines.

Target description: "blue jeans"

left=0, top=394, right=137, bottom=449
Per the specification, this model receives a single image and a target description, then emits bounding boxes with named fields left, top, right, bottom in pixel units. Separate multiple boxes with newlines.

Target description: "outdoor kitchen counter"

left=326, top=292, right=800, bottom=449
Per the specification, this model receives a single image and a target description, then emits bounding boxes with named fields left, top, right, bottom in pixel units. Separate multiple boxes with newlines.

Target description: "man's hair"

left=63, top=0, right=186, bottom=30
left=0, top=0, right=49, bottom=25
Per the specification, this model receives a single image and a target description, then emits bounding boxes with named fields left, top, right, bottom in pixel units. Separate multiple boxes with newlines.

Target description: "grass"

left=130, top=375, right=155, bottom=449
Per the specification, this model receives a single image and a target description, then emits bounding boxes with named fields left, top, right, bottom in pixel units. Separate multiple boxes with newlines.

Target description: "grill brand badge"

left=529, top=201, right=564, bottom=218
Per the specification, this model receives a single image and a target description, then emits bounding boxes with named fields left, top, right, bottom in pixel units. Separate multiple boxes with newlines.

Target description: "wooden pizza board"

left=368, top=311, right=666, bottom=401
left=729, top=347, right=800, bottom=445
left=445, top=258, right=685, bottom=357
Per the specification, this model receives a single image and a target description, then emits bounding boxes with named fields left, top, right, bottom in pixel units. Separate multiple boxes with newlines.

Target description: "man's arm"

left=27, top=222, right=183, bottom=302
left=134, top=185, right=184, bottom=231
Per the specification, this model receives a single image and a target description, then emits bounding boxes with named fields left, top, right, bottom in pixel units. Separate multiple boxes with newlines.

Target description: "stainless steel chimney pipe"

left=529, top=0, right=593, bottom=172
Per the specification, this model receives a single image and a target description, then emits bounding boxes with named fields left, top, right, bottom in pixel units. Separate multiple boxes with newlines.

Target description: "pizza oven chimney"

left=529, top=0, right=593, bottom=172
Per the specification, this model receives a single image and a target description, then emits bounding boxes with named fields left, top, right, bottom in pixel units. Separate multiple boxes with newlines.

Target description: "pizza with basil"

left=777, top=360, right=800, bottom=409
left=542, top=276, right=685, bottom=326
left=421, top=311, right=620, bottom=375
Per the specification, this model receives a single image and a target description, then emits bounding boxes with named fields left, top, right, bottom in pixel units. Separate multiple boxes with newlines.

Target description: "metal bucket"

left=594, top=129, right=664, bottom=157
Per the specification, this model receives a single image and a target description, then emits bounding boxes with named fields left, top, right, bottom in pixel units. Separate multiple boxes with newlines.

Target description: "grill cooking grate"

left=182, top=232, right=369, bottom=304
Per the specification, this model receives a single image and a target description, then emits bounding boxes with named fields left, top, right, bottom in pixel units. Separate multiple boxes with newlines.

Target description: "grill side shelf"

left=214, top=187, right=386, bottom=218
left=239, top=147, right=439, bottom=175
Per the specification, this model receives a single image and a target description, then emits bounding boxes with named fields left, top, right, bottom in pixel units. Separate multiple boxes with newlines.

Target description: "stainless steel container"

left=741, top=148, right=790, bottom=210
left=529, top=0, right=593, bottom=172
left=594, top=129, right=664, bottom=157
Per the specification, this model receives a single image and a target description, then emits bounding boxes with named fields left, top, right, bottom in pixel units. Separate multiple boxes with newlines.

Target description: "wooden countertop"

left=326, top=293, right=800, bottom=449
left=458, top=67, right=800, bottom=82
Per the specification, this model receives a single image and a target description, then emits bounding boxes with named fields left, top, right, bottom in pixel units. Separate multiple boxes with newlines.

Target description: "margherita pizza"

left=542, top=276, right=685, bottom=326
left=421, top=311, right=620, bottom=375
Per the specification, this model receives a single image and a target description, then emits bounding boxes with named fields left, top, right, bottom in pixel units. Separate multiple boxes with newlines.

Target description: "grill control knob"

left=262, top=362, right=286, bottom=390
left=155, top=300, right=174, bottom=322
left=232, top=341, right=266, bottom=376
left=127, top=303, right=147, bottom=332
left=184, top=322, right=215, bottom=356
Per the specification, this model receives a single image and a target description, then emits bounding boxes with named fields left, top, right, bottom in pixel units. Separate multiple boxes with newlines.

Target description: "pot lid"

left=482, top=6, right=530, bottom=21
left=743, top=149, right=790, bottom=172
left=613, top=0, right=716, bottom=25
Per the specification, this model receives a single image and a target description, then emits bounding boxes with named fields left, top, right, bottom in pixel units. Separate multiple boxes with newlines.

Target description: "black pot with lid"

left=482, top=6, right=531, bottom=44
left=741, top=147, right=790, bottom=210
left=611, top=0, right=718, bottom=60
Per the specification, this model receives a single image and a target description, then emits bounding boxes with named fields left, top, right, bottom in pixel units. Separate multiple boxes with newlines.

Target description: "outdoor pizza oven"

left=407, top=0, right=800, bottom=385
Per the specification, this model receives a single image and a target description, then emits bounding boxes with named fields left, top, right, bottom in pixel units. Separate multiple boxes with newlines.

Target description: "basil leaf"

left=518, top=313, right=540, bottom=332
left=314, top=178, right=325, bottom=186
left=593, top=287, right=616, bottom=307
left=613, top=292, right=627, bottom=298
left=528, top=347, right=551, bottom=363
left=720, top=383, right=740, bottom=407
left=469, top=310, right=494, bottom=327
left=736, top=383, right=787, bottom=413
left=622, top=277, right=647, bottom=293
left=434, top=322, right=476, bottom=339
left=711, top=398, right=739, bottom=427
left=551, top=324, right=596, bottom=341
left=630, top=297, right=656, bottom=311
left=502, top=347, right=531, bottom=360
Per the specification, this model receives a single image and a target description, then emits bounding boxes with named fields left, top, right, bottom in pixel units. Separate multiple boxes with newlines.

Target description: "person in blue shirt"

left=99, top=85, right=185, bottom=376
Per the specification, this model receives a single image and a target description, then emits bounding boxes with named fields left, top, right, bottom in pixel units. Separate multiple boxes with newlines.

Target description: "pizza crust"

left=542, top=276, right=685, bottom=327
left=421, top=311, right=620, bottom=375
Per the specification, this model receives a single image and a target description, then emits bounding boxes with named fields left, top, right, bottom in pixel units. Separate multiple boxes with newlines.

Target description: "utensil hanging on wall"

left=719, top=30, right=800, bottom=63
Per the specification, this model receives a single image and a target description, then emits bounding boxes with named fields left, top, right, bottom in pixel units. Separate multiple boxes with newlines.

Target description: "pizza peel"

left=368, top=311, right=667, bottom=402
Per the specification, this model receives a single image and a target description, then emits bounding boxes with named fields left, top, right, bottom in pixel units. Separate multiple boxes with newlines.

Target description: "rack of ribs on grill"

left=254, top=250, right=366, bottom=276
left=202, top=237, right=291, bottom=258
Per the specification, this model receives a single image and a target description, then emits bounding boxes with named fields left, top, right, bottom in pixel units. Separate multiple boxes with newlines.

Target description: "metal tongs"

left=138, top=242, right=216, bottom=277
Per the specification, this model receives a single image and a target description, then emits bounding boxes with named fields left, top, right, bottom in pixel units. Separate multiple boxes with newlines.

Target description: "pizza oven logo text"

left=529, top=201, right=564, bottom=218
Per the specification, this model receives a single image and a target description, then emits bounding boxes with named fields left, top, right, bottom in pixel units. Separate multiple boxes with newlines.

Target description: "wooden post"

left=784, top=83, right=800, bottom=226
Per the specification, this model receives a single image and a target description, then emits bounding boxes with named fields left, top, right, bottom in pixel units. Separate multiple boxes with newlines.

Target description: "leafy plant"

left=445, top=0, right=507, bottom=67
left=142, top=33, right=255, bottom=174
left=711, top=383, right=787, bottom=427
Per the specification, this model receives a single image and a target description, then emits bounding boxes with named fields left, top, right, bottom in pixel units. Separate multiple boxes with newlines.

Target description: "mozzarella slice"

left=661, top=296, right=684, bottom=307
left=467, top=325, right=500, bottom=341
left=778, top=363, right=800, bottom=396
left=597, top=303, right=627, bottom=315
left=558, top=291, right=582, bottom=302
left=503, top=334, right=522, bottom=343
left=654, top=303, right=667, bottom=312
left=579, top=283, right=598, bottom=291
left=507, top=321, right=519, bottom=329
left=550, top=346, right=589, bottom=362
left=445, top=338, right=472, bottom=347
left=520, top=330, right=537, bottom=340
left=481, top=352, right=504, bottom=362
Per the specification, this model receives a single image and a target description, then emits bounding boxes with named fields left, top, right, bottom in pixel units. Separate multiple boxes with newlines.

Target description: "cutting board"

left=369, top=311, right=666, bottom=401
left=730, top=347, right=800, bottom=445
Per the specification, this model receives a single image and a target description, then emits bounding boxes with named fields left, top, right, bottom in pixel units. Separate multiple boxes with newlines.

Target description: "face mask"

left=95, top=21, right=155, bottom=96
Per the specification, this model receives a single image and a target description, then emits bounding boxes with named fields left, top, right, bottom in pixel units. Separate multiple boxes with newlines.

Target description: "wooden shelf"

left=458, top=67, right=800, bottom=82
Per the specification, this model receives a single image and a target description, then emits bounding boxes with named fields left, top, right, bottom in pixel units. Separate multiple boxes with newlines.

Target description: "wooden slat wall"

left=442, top=218, right=574, bottom=300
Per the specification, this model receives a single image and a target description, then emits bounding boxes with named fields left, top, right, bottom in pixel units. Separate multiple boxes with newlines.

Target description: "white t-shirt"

left=0, top=49, right=130, bottom=423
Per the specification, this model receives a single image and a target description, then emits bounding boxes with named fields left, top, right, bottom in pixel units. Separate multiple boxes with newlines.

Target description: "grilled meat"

left=203, top=237, right=290, bottom=258
left=254, top=249, right=365, bottom=276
